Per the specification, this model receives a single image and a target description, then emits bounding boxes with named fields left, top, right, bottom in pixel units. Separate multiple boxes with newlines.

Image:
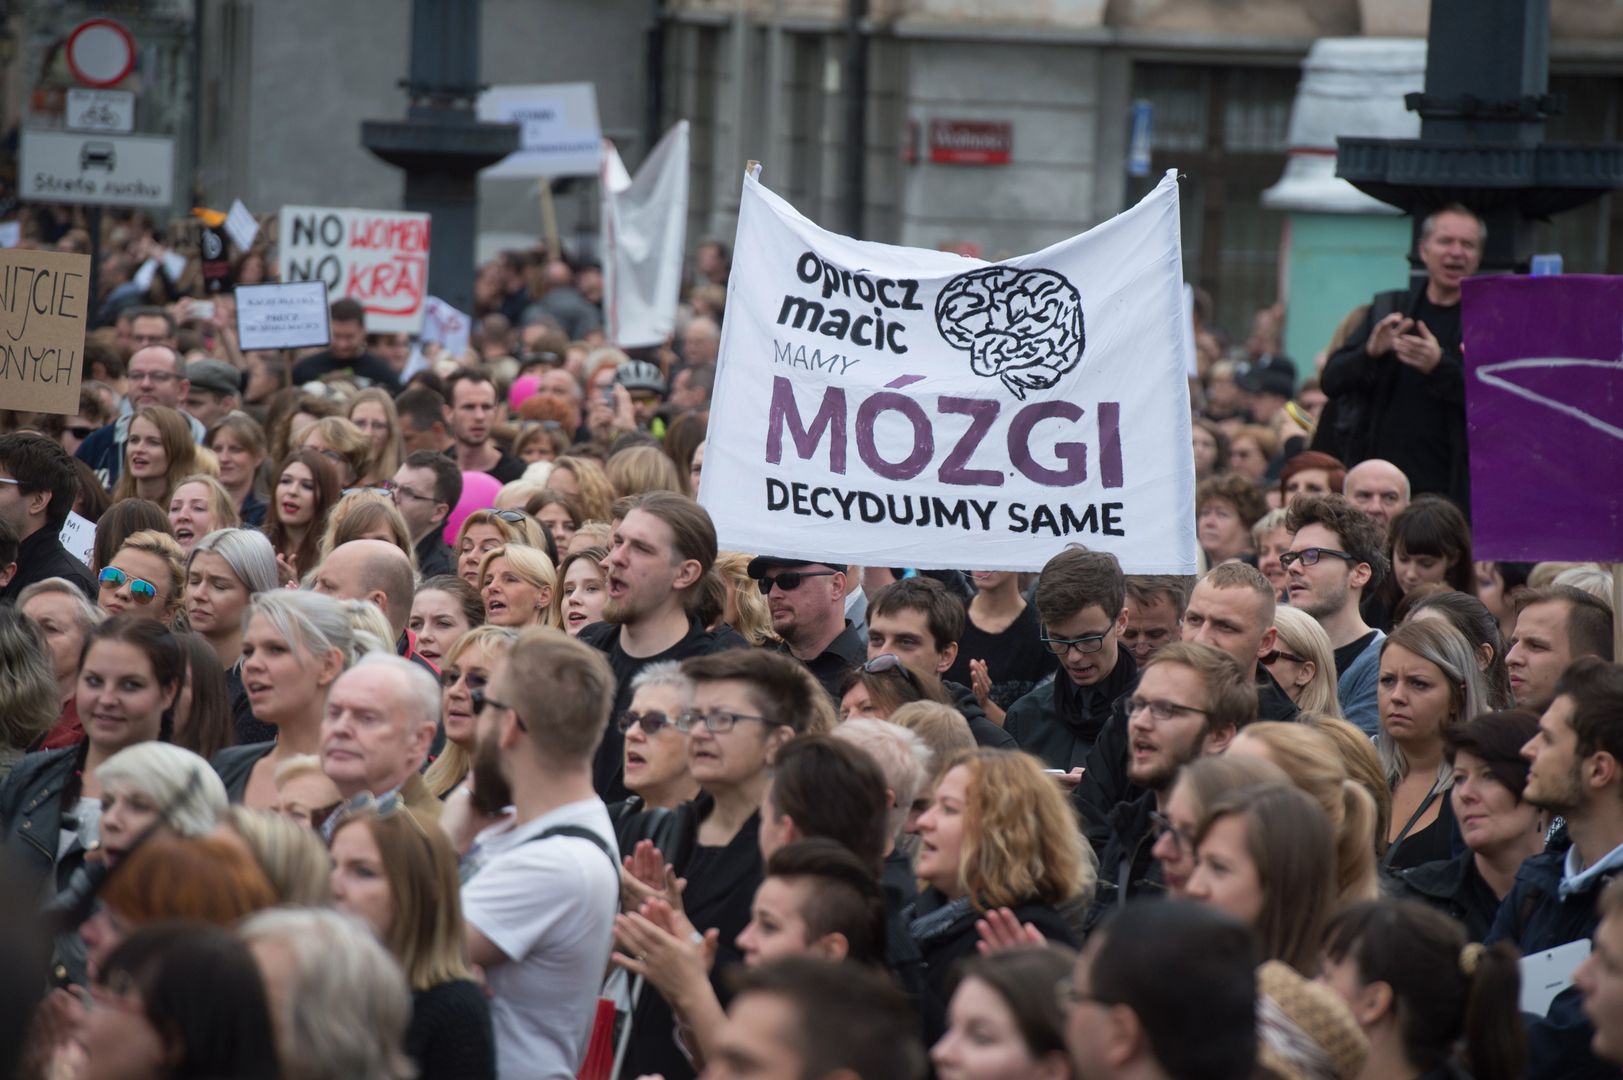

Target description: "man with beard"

left=1488, top=658, right=1623, bottom=1080
left=1283, top=494, right=1388, bottom=734
left=578, top=492, right=745, bottom=799
left=749, top=556, right=865, bottom=699
left=1087, top=642, right=1255, bottom=924
left=444, top=368, right=525, bottom=484
left=460, top=630, right=620, bottom=1080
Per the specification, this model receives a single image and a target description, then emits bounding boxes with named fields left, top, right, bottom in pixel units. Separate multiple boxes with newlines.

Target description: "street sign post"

left=19, top=129, right=174, bottom=208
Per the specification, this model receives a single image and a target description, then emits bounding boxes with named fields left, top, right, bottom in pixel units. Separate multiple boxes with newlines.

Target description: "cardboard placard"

left=0, top=248, right=91, bottom=415
left=275, top=205, right=431, bottom=334
left=59, top=511, right=95, bottom=567
left=235, top=281, right=331, bottom=351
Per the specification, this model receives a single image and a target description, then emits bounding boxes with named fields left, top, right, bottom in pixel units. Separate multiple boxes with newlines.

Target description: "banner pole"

left=539, top=177, right=560, bottom=262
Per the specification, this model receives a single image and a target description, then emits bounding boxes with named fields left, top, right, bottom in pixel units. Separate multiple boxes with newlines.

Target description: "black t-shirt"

left=774, top=621, right=867, bottom=700
left=577, top=617, right=749, bottom=800
left=1369, top=294, right=1461, bottom=497
left=482, top=450, right=526, bottom=486
left=1334, top=630, right=1380, bottom=677
left=943, top=603, right=1057, bottom=711
left=290, top=349, right=400, bottom=392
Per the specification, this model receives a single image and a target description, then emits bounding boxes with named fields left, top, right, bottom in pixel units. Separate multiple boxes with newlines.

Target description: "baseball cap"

left=746, top=556, right=848, bottom=579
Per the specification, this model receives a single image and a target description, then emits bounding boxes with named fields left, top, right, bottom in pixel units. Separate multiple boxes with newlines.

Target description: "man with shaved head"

left=309, top=539, right=427, bottom=669
left=1343, top=458, right=1411, bottom=534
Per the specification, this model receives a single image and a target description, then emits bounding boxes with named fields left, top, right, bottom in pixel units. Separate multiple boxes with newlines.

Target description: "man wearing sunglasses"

left=1005, top=549, right=1138, bottom=781
left=1283, top=494, right=1390, bottom=734
left=749, top=556, right=865, bottom=700
left=0, top=433, right=95, bottom=604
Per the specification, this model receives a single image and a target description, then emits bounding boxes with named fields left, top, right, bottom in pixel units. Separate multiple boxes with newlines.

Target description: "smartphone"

left=601, top=386, right=616, bottom=406
left=192, top=300, right=216, bottom=321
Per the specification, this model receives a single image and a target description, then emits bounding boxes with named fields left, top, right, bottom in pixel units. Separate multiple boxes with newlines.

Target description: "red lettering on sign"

left=347, top=217, right=431, bottom=254
left=345, top=255, right=426, bottom=317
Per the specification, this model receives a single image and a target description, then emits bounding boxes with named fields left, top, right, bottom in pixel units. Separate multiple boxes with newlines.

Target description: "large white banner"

left=700, top=169, right=1196, bottom=574
left=602, top=121, right=690, bottom=348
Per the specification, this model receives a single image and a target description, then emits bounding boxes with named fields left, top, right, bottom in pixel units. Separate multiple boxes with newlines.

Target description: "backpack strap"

left=527, top=824, right=621, bottom=874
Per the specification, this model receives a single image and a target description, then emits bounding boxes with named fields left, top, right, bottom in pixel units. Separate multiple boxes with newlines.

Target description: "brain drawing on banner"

left=700, top=167, right=1196, bottom=574
left=935, top=267, right=1084, bottom=399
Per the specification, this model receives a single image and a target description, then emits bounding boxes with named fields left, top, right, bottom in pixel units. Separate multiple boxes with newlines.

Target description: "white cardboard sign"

left=225, top=199, right=260, bottom=252
left=421, top=296, right=471, bottom=358
left=235, top=281, right=332, bottom=350
left=700, top=169, right=1197, bottom=574
left=59, top=511, right=95, bottom=568
left=275, top=205, right=430, bottom=334
left=477, top=83, right=602, bottom=179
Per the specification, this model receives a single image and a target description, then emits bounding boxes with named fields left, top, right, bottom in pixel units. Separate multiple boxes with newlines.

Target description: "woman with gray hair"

left=94, top=741, right=229, bottom=866
left=16, top=577, right=106, bottom=749
left=1376, top=617, right=1490, bottom=871
left=0, top=606, right=61, bottom=779
left=211, top=590, right=356, bottom=810
left=240, top=906, right=415, bottom=1080
left=185, top=527, right=281, bottom=744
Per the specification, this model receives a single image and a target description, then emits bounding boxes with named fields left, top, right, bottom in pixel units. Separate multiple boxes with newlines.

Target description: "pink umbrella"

left=509, top=374, right=542, bottom=411
left=444, top=470, right=504, bottom=546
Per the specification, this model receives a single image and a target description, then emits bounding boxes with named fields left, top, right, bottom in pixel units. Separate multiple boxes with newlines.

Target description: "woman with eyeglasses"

left=410, top=575, right=486, bottom=668
left=98, top=529, right=185, bottom=626
left=559, top=547, right=610, bottom=637
left=454, top=508, right=553, bottom=587
left=206, top=411, right=270, bottom=526
left=185, top=528, right=281, bottom=744
left=110, top=406, right=198, bottom=509
left=166, top=473, right=241, bottom=557
left=838, top=653, right=954, bottom=722
left=264, top=448, right=342, bottom=586
left=1148, top=753, right=1290, bottom=895
left=1261, top=605, right=1342, bottom=716
left=423, top=626, right=517, bottom=800
left=1183, top=783, right=1338, bottom=975
left=328, top=801, right=497, bottom=1080
left=347, top=387, right=404, bottom=489
left=0, top=614, right=183, bottom=894
left=211, top=590, right=356, bottom=810
left=1376, top=619, right=1488, bottom=871
left=478, top=544, right=560, bottom=629
left=907, top=748, right=1090, bottom=1044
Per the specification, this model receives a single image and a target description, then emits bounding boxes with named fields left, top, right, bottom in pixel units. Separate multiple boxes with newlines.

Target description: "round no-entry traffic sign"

left=66, top=19, right=137, bottom=89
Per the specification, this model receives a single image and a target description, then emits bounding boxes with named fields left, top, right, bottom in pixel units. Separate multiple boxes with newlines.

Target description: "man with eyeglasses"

left=76, top=344, right=206, bottom=489
left=1282, top=494, right=1390, bottom=734
left=460, top=630, right=620, bottom=1080
left=0, top=433, right=95, bottom=603
left=1063, top=899, right=1258, bottom=1080
left=749, top=556, right=865, bottom=699
left=1089, top=642, right=1257, bottom=922
left=390, top=450, right=463, bottom=577
left=1005, top=549, right=1138, bottom=779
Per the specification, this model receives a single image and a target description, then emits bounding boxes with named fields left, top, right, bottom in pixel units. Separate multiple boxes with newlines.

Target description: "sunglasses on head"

left=755, top=569, right=837, bottom=595
left=98, top=566, right=159, bottom=603
left=860, top=653, right=922, bottom=691
left=493, top=509, right=529, bottom=525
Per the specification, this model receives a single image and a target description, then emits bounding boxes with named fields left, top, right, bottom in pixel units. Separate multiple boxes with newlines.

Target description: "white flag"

left=602, top=121, right=690, bottom=348
left=701, top=168, right=1197, bottom=574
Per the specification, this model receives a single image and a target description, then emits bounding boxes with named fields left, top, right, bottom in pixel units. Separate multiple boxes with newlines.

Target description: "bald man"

left=310, top=539, right=420, bottom=658
left=1343, top=458, right=1410, bottom=533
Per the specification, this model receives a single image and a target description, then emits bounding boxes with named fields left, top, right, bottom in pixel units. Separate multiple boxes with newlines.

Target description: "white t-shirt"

left=461, top=797, right=619, bottom=1080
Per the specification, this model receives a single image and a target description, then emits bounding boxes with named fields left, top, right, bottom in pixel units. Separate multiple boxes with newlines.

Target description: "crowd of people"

left=0, top=200, right=1620, bottom=1080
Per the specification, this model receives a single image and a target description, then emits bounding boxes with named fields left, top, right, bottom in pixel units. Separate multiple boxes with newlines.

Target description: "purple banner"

left=1464, top=275, right=1623, bottom=562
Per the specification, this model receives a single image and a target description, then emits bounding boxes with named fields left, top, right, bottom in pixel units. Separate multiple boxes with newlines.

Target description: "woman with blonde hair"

left=713, top=551, right=777, bottom=646
left=346, top=387, right=404, bottom=487
left=1305, top=712, right=1393, bottom=858
left=454, top=508, right=552, bottom=586
left=547, top=454, right=615, bottom=523
left=1263, top=605, right=1342, bottom=716
left=112, top=405, right=199, bottom=507
left=423, top=626, right=518, bottom=798
left=1149, top=752, right=1291, bottom=895
left=1376, top=619, right=1489, bottom=870
left=1228, top=721, right=1381, bottom=903
left=318, top=490, right=418, bottom=570
left=907, top=748, right=1092, bottom=1042
left=477, top=544, right=559, bottom=629
left=99, top=528, right=187, bottom=625
left=223, top=804, right=334, bottom=904
left=167, top=473, right=241, bottom=555
left=606, top=444, right=685, bottom=498
left=299, top=415, right=373, bottom=490
left=328, top=800, right=496, bottom=1079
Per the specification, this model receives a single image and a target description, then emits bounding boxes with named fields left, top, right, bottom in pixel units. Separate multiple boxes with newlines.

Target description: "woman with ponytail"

left=1321, top=899, right=1523, bottom=1080
left=1229, top=721, right=1382, bottom=904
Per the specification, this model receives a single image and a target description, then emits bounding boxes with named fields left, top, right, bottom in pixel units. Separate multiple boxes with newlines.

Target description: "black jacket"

left=415, top=531, right=455, bottom=579
left=1, top=527, right=95, bottom=606
left=1075, top=662, right=1298, bottom=853
left=1086, top=789, right=1165, bottom=931
left=1387, top=849, right=1503, bottom=943
left=1004, top=646, right=1137, bottom=771
left=1486, top=848, right=1617, bottom=1079
left=0, top=747, right=82, bottom=887
left=945, top=681, right=1017, bottom=750
left=904, top=888, right=1078, bottom=1045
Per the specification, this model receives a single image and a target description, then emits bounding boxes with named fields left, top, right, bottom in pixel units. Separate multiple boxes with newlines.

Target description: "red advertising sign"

left=929, top=120, right=1013, bottom=166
